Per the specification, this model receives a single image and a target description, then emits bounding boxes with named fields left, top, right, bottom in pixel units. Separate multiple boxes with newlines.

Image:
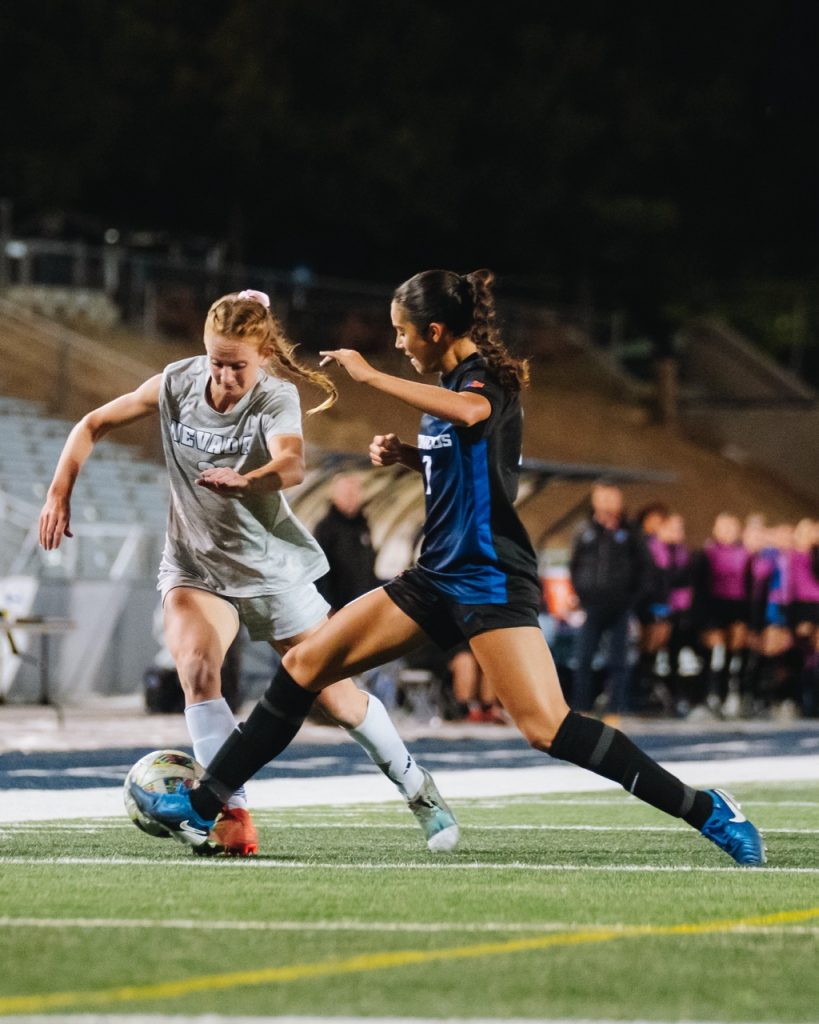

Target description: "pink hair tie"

left=238, top=288, right=271, bottom=308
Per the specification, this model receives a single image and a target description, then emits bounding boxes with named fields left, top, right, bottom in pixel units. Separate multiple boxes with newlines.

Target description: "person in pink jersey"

left=789, top=519, right=819, bottom=631
left=747, top=523, right=798, bottom=717
left=695, top=513, right=750, bottom=716
left=789, top=518, right=819, bottom=716
left=742, top=515, right=773, bottom=715
left=660, top=513, right=697, bottom=716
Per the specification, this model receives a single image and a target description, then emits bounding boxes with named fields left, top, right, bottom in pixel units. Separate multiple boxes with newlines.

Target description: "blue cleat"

left=128, top=779, right=216, bottom=853
left=700, top=788, right=766, bottom=865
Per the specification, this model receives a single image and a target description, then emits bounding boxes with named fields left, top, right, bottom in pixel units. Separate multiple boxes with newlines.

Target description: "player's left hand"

left=195, top=466, right=250, bottom=496
left=318, top=349, right=376, bottom=383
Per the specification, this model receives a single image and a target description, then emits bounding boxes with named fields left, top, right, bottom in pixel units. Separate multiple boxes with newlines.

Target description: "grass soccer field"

left=0, top=781, right=817, bottom=1022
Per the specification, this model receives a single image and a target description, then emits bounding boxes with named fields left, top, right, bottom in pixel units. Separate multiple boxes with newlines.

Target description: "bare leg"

left=468, top=626, right=719, bottom=833
left=163, top=587, right=248, bottom=813
left=163, top=587, right=239, bottom=704
left=273, top=613, right=426, bottom=798
left=173, top=604, right=763, bottom=863
left=450, top=648, right=482, bottom=708
left=272, top=625, right=369, bottom=729
left=282, top=588, right=428, bottom=687
left=469, top=627, right=569, bottom=748
left=195, top=590, right=425, bottom=806
left=242, top=591, right=458, bottom=847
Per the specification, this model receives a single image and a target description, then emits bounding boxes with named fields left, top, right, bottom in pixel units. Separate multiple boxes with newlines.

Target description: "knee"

left=281, top=641, right=325, bottom=688
left=514, top=706, right=570, bottom=754
left=174, top=647, right=221, bottom=702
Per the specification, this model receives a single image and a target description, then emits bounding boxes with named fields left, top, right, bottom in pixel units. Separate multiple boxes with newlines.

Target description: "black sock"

left=735, top=648, right=751, bottom=689
left=802, top=653, right=819, bottom=717
left=191, top=665, right=317, bottom=819
left=707, top=662, right=729, bottom=702
left=783, top=648, right=804, bottom=702
left=549, top=711, right=713, bottom=830
left=742, top=650, right=761, bottom=699
left=636, top=651, right=657, bottom=710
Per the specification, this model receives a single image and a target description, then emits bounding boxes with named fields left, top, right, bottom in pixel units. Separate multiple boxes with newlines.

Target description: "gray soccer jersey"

left=158, top=356, right=328, bottom=596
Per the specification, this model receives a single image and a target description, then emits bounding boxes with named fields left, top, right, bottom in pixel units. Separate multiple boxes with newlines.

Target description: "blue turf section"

left=1, top=727, right=817, bottom=790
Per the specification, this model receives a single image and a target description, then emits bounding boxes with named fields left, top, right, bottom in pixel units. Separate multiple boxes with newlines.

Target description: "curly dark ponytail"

left=393, top=268, right=529, bottom=392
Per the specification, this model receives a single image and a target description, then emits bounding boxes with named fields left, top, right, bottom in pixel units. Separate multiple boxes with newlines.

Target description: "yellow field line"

left=1, top=905, right=817, bottom=1014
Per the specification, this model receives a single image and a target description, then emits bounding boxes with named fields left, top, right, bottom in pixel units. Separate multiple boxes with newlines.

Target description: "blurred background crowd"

left=556, top=488, right=819, bottom=724
left=309, top=476, right=819, bottom=727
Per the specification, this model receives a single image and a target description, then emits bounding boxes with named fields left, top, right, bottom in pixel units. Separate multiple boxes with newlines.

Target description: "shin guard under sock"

left=192, top=666, right=316, bottom=819
left=549, top=711, right=712, bottom=829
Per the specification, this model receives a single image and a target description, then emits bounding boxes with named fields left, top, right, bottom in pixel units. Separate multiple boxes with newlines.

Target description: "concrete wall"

left=683, top=406, right=819, bottom=503
left=678, top=320, right=815, bottom=403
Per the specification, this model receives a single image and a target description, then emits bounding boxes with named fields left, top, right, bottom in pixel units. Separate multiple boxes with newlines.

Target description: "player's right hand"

left=369, top=433, right=403, bottom=467
left=39, top=495, right=73, bottom=549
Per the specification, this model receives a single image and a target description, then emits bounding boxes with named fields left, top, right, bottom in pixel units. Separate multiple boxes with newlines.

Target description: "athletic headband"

left=237, top=289, right=271, bottom=308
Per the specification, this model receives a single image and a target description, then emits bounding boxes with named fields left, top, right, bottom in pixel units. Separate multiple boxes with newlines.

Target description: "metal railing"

left=1, top=237, right=395, bottom=348
left=0, top=237, right=623, bottom=359
left=5, top=235, right=817, bottom=427
left=0, top=488, right=162, bottom=582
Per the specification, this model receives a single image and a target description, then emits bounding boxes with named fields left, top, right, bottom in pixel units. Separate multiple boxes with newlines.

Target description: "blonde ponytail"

left=205, top=292, right=337, bottom=414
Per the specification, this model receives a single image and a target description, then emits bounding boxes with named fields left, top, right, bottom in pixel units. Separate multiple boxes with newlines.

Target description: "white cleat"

left=407, top=767, right=460, bottom=852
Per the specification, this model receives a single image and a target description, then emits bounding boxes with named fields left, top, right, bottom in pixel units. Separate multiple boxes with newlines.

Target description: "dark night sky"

left=2, top=1, right=818, bottom=320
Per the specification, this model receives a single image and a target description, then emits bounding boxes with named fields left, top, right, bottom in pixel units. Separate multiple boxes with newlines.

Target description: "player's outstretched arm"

left=38, top=374, right=162, bottom=550
left=319, top=348, right=490, bottom=428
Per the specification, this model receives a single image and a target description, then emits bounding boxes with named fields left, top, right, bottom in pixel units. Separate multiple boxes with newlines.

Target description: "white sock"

left=184, top=698, right=248, bottom=809
left=347, top=694, right=424, bottom=799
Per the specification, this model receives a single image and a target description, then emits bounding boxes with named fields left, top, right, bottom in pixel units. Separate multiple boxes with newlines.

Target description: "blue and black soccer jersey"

left=414, top=353, right=540, bottom=604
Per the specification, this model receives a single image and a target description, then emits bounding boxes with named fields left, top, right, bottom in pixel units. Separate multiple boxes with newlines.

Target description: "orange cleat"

left=209, top=806, right=259, bottom=856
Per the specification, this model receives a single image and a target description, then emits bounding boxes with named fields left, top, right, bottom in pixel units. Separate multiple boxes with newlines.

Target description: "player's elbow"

left=283, top=455, right=305, bottom=488
left=450, top=413, right=472, bottom=428
left=452, top=397, right=491, bottom=428
left=454, top=411, right=488, bottom=429
left=80, top=412, right=110, bottom=443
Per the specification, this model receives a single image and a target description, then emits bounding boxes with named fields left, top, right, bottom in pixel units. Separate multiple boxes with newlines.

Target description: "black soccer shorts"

left=384, top=565, right=541, bottom=652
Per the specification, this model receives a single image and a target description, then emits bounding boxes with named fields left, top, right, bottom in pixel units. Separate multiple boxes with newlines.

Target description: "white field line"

left=1, top=855, right=818, bottom=874
left=1, top=822, right=817, bottom=835
left=0, top=915, right=817, bottom=938
left=0, top=916, right=619, bottom=934
left=1, top=754, right=817, bottom=823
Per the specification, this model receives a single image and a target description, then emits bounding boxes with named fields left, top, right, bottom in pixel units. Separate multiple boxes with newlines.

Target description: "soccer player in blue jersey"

left=132, top=268, right=765, bottom=865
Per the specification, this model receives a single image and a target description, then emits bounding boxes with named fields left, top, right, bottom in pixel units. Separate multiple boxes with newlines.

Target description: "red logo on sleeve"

left=466, top=380, right=485, bottom=389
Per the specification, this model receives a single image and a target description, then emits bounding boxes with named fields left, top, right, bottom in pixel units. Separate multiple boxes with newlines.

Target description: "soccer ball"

left=123, top=749, right=200, bottom=838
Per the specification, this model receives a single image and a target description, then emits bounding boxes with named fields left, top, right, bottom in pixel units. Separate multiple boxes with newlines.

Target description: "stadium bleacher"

left=0, top=396, right=168, bottom=580
left=0, top=396, right=170, bottom=703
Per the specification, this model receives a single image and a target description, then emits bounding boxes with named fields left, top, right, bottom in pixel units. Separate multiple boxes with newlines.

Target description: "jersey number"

left=421, top=454, right=432, bottom=495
